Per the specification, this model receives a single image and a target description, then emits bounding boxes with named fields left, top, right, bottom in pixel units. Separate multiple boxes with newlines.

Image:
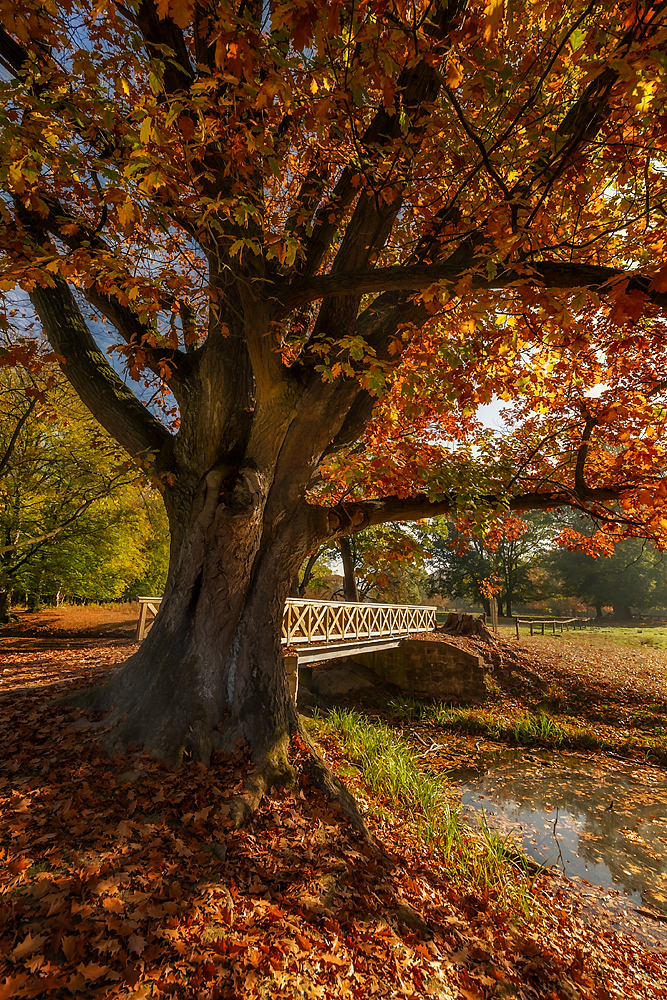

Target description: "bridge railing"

left=282, top=598, right=436, bottom=646
left=135, top=596, right=436, bottom=644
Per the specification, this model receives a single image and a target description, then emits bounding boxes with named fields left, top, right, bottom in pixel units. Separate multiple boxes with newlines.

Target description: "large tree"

left=3, top=0, right=667, bottom=822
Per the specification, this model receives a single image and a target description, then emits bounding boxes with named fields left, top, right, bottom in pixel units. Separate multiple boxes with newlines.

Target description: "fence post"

left=515, top=617, right=520, bottom=639
left=136, top=601, right=148, bottom=642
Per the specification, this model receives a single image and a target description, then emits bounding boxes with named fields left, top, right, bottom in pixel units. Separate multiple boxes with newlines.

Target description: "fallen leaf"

left=128, top=934, right=146, bottom=956
left=11, top=933, right=46, bottom=962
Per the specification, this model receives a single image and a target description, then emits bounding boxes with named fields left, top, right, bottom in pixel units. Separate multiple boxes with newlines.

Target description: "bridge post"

left=284, top=653, right=299, bottom=703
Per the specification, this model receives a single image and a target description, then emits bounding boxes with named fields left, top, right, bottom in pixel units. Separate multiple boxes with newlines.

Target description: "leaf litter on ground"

left=0, top=614, right=666, bottom=998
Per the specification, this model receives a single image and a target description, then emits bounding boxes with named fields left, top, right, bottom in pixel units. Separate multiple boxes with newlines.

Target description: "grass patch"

left=313, top=707, right=539, bottom=916
left=388, top=695, right=667, bottom=761
left=547, top=625, right=667, bottom=651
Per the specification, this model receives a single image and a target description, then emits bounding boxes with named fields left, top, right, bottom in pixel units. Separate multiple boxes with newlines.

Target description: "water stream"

left=446, top=746, right=667, bottom=938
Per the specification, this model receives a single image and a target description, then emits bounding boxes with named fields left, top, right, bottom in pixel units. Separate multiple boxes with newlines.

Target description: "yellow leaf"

left=117, top=201, right=136, bottom=228
left=483, top=0, right=503, bottom=41
left=140, top=118, right=152, bottom=144
left=446, top=56, right=463, bottom=88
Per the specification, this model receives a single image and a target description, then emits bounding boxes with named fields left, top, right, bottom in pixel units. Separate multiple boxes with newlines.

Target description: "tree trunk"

left=339, top=536, right=359, bottom=603
left=595, top=603, right=603, bottom=619
left=613, top=604, right=633, bottom=620
left=0, top=589, right=10, bottom=623
left=64, top=468, right=366, bottom=831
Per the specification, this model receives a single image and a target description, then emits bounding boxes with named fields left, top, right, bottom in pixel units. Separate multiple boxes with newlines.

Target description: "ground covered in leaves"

left=1, top=611, right=667, bottom=998
left=390, top=624, right=667, bottom=763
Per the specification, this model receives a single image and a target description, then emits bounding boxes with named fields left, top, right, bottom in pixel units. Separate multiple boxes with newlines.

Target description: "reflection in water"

left=448, top=749, right=667, bottom=914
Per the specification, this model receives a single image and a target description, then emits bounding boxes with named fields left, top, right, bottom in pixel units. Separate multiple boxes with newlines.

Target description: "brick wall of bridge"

left=344, top=638, right=489, bottom=701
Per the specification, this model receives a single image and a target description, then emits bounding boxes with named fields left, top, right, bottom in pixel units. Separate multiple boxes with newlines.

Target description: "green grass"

left=388, top=694, right=667, bottom=761
left=546, top=625, right=667, bottom=651
left=312, top=707, right=539, bottom=916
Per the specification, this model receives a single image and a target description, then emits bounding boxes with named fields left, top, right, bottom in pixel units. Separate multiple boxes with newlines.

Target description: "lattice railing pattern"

left=136, top=597, right=436, bottom=644
left=282, top=599, right=436, bottom=646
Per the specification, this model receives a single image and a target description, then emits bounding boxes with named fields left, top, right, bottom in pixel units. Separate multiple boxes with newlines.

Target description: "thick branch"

left=27, top=197, right=192, bottom=385
left=134, top=0, right=195, bottom=94
left=575, top=412, right=599, bottom=493
left=281, top=261, right=667, bottom=315
left=0, top=25, right=31, bottom=75
left=30, top=274, right=171, bottom=463
left=324, top=486, right=627, bottom=536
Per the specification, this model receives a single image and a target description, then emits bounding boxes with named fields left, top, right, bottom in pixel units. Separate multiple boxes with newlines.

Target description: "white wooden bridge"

left=136, top=596, right=436, bottom=662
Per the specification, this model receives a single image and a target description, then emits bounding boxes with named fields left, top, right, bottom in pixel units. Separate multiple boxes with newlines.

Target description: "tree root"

left=297, top=722, right=371, bottom=841
left=54, top=668, right=371, bottom=841
left=227, top=721, right=371, bottom=841
left=300, top=751, right=371, bottom=840
left=228, top=738, right=296, bottom=828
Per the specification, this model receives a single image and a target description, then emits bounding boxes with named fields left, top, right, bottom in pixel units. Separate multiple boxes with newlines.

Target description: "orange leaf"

left=127, top=934, right=146, bottom=956
left=11, top=933, right=46, bottom=962
left=102, top=897, right=126, bottom=912
left=61, top=935, right=78, bottom=962
left=0, top=976, right=28, bottom=1000
left=77, top=961, right=110, bottom=983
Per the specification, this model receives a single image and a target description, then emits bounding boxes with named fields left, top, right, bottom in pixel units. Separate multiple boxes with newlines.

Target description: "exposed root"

left=301, top=752, right=371, bottom=840
left=53, top=683, right=114, bottom=712
left=52, top=660, right=371, bottom=841
left=229, top=739, right=296, bottom=828
left=227, top=720, right=371, bottom=841
left=297, top=722, right=371, bottom=841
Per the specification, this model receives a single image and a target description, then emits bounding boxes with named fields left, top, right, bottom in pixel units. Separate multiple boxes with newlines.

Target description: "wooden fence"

left=514, top=616, right=593, bottom=639
left=136, top=596, right=436, bottom=644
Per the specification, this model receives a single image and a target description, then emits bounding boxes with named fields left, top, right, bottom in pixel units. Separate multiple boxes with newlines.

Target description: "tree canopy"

left=2, top=0, right=667, bottom=822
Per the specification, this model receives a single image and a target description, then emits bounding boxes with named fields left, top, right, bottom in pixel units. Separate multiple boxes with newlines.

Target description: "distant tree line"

left=426, top=513, right=667, bottom=618
left=291, top=513, right=667, bottom=620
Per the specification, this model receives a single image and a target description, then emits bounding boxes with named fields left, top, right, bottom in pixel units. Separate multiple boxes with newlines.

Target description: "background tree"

left=427, top=513, right=554, bottom=616
left=0, top=349, right=169, bottom=617
left=3, top=0, right=667, bottom=823
left=335, top=523, right=441, bottom=604
left=550, top=535, right=667, bottom=619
